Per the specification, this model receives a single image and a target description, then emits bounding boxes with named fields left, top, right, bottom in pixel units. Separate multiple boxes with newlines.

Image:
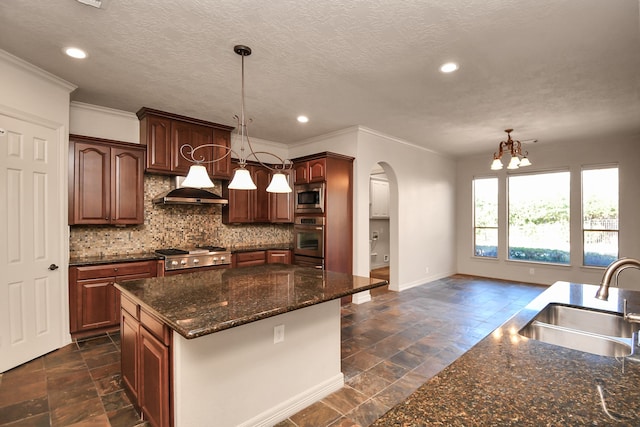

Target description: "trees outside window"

left=508, top=171, right=570, bottom=264
left=582, top=166, right=618, bottom=267
left=473, top=177, right=498, bottom=258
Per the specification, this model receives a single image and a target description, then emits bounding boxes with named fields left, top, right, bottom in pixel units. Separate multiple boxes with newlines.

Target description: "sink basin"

left=519, top=304, right=635, bottom=357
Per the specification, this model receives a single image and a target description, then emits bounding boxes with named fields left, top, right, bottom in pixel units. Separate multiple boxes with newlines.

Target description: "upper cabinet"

left=137, top=107, right=234, bottom=180
left=223, top=162, right=294, bottom=224
left=370, top=178, right=390, bottom=219
left=293, top=158, right=326, bottom=184
left=69, top=135, right=145, bottom=225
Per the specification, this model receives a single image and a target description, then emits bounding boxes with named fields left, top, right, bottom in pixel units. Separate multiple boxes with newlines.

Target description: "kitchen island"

left=372, top=281, right=640, bottom=425
left=114, top=264, right=387, bottom=427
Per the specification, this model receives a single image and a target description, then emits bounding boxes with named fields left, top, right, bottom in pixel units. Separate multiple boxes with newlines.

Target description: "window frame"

left=581, top=164, right=619, bottom=268
left=506, top=169, right=571, bottom=266
left=472, top=176, right=499, bottom=259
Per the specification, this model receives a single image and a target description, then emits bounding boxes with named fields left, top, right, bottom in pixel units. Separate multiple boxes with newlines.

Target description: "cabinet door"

left=234, top=251, right=266, bottom=267
left=270, top=169, right=294, bottom=223
left=111, top=147, right=145, bottom=224
left=121, top=309, right=139, bottom=404
left=210, top=129, right=232, bottom=179
left=71, top=142, right=110, bottom=224
left=307, top=158, right=326, bottom=182
left=293, top=162, right=309, bottom=184
left=267, top=250, right=291, bottom=264
left=223, top=165, right=254, bottom=223
left=172, top=121, right=214, bottom=176
left=139, top=327, right=171, bottom=427
left=75, top=278, right=118, bottom=332
left=144, top=115, right=172, bottom=172
left=253, top=166, right=271, bottom=222
left=370, top=179, right=390, bottom=219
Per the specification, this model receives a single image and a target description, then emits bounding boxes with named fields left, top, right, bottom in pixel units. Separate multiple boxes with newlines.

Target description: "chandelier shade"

left=179, top=44, right=293, bottom=193
left=490, top=129, right=532, bottom=170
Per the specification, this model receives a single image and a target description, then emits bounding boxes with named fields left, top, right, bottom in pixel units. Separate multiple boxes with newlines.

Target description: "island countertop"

left=115, top=264, right=387, bottom=339
left=372, top=281, right=640, bottom=426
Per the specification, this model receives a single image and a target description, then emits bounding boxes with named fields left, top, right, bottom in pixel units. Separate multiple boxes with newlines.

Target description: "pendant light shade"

left=266, top=172, right=292, bottom=193
left=182, top=164, right=215, bottom=188
left=228, top=168, right=257, bottom=190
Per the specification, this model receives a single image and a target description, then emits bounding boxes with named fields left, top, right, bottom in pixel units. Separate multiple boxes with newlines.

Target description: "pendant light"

left=490, top=129, right=533, bottom=170
left=179, top=45, right=293, bottom=193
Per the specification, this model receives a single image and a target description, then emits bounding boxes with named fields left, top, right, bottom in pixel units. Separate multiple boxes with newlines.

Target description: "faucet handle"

left=623, top=299, right=640, bottom=323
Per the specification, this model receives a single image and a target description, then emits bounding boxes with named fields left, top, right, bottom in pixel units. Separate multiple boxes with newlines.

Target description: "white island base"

left=172, top=300, right=343, bottom=427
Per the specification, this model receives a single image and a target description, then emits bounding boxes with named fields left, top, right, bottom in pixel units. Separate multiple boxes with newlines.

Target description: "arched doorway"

left=369, top=163, right=391, bottom=294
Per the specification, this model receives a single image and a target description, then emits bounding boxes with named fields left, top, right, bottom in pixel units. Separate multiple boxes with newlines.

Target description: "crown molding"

left=0, top=49, right=77, bottom=92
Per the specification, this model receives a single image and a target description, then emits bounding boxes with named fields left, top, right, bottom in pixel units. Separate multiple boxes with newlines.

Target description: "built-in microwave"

left=294, top=183, right=325, bottom=214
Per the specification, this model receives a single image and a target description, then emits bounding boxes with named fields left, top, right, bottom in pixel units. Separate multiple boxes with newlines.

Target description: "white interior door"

left=0, top=113, right=67, bottom=372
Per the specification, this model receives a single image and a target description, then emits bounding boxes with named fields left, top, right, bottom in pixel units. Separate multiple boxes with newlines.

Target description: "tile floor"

left=0, top=275, right=545, bottom=427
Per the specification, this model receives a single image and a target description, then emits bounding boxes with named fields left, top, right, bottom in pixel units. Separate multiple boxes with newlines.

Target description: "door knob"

left=48, top=264, right=59, bottom=271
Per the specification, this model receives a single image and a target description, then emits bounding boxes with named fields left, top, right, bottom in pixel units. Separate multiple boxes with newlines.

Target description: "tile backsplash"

left=69, top=174, right=293, bottom=258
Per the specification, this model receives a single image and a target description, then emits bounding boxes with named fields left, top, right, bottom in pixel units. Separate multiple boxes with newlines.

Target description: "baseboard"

left=394, top=271, right=454, bottom=292
left=237, top=373, right=345, bottom=427
left=351, top=290, right=372, bottom=305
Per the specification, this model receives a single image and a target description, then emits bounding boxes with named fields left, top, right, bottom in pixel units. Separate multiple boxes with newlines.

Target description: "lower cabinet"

left=69, top=260, right=158, bottom=336
left=233, top=249, right=292, bottom=267
left=121, top=293, right=172, bottom=427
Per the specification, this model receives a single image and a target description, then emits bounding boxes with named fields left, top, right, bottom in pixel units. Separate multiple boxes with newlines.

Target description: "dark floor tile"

left=43, top=344, right=82, bottom=369
left=1, top=358, right=44, bottom=379
left=289, top=400, right=341, bottom=427
left=0, top=374, right=47, bottom=408
left=273, top=418, right=297, bottom=427
left=388, top=350, right=424, bottom=370
left=48, top=383, right=99, bottom=409
left=346, top=397, right=388, bottom=427
left=89, top=362, right=120, bottom=381
left=328, top=416, right=362, bottom=427
left=46, top=369, right=94, bottom=391
left=0, top=396, right=48, bottom=425
left=80, top=343, right=119, bottom=360
left=343, top=351, right=384, bottom=373
left=100, top=390, right=130, bottom=413
left=347, top=371, right=391, bottom=398
left=94, top=372, right=123, bottom=396
left=66, top=413, right=111, bottom=427
left=1, top=412, right=50, bottom=427
left=49, top=396, right=104, bottom=427
left=83, top=351, right=120, bottom=370
left=322, top=385, right=368, bottom=415
left=367, top=360, right=408, bottom=383
left=106, top=405, right=142, bottom=427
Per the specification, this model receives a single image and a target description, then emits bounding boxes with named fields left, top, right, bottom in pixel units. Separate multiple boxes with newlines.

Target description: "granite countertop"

left=115, top=264, right=387, bottom=339
left=372, top=281, right=640, bottom=425
left=69, top=252, right=161, bottom=266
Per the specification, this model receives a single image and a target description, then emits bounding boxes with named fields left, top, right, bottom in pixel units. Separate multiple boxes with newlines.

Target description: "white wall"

left=290, top=126, right=457, bottom=291
left=456, top=136, right=640, bottom=290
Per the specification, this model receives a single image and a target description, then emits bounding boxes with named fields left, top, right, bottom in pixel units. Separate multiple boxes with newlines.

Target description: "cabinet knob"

left=114, top=268, right=118, bottom=272
left=48, top=264, right=59, bottom=271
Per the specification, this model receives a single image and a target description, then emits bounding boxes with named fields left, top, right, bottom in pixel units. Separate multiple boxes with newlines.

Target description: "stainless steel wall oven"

left=293, top=216, right=324, bottom=267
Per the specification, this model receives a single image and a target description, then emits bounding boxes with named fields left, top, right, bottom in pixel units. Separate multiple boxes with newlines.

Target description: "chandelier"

left=180, top=45, right=292, bottom=193
left=490, top=129, right=532, bottom=170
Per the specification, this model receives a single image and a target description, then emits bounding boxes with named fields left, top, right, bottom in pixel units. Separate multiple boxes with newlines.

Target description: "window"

left=508, top=171, right=570, bottom=264
left=473, top=177, right=498, bottom=258
left=582, top=166, right=618, bottom=267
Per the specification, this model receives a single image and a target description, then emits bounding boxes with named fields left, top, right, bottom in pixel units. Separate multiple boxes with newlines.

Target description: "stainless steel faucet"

left=595, top=257, right=640, bottom=300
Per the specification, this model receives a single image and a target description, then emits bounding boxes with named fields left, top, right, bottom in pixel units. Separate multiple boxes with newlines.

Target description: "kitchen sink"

left=519, top=304, right=635, bottom=357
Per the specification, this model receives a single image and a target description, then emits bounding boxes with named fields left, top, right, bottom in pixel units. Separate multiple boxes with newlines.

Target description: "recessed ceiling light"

left=64, top=47, right=87, bottom=59
left=439, top=62, right=459, bottom=73
left=297, top=115, right=309, bottom=123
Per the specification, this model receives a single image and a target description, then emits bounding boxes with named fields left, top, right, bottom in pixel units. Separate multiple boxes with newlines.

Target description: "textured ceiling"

left=1, top=0, right=639, bottom=157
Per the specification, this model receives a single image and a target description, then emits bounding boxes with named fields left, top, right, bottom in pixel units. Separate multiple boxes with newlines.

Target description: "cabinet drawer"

left=121, top=293, right=139, bottom=319
left=234, top=251, right=266, bottom=263
left=75, top=261, right=157, bottom=280
left=140, top=307, right=170, bottom=346
left=267, top=250, right=291, bottom=264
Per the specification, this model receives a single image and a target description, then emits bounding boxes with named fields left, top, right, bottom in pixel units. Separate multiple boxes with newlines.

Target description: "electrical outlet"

left=425, top=267, right=430, bottom=274
left=274, top=324, right=285, bottom=343
left=384, top=255, right=389, bottom=262
left=372, top=231, right=379, bottom=240
left=529, top=268, right=535, bottom=275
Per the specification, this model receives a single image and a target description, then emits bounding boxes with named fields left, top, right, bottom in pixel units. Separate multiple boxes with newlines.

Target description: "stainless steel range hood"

left=153, top=177, right=228, bottom=205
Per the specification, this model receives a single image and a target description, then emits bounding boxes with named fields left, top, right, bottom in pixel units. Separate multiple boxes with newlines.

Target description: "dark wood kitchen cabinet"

left=233, top=250, right=267, bottom=267
left=223, top=162, right=294, bottom=224
left=137, top=107, right=234, bottom=180
left=293, top=157, right=326, bottom=184
left=121, top=293, right=172, bottom=427
left=69, top=135, right=145, bottom=225
left=69, top=260, right=158, bottom=337
left=267, top=249, right=292, bottom=264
